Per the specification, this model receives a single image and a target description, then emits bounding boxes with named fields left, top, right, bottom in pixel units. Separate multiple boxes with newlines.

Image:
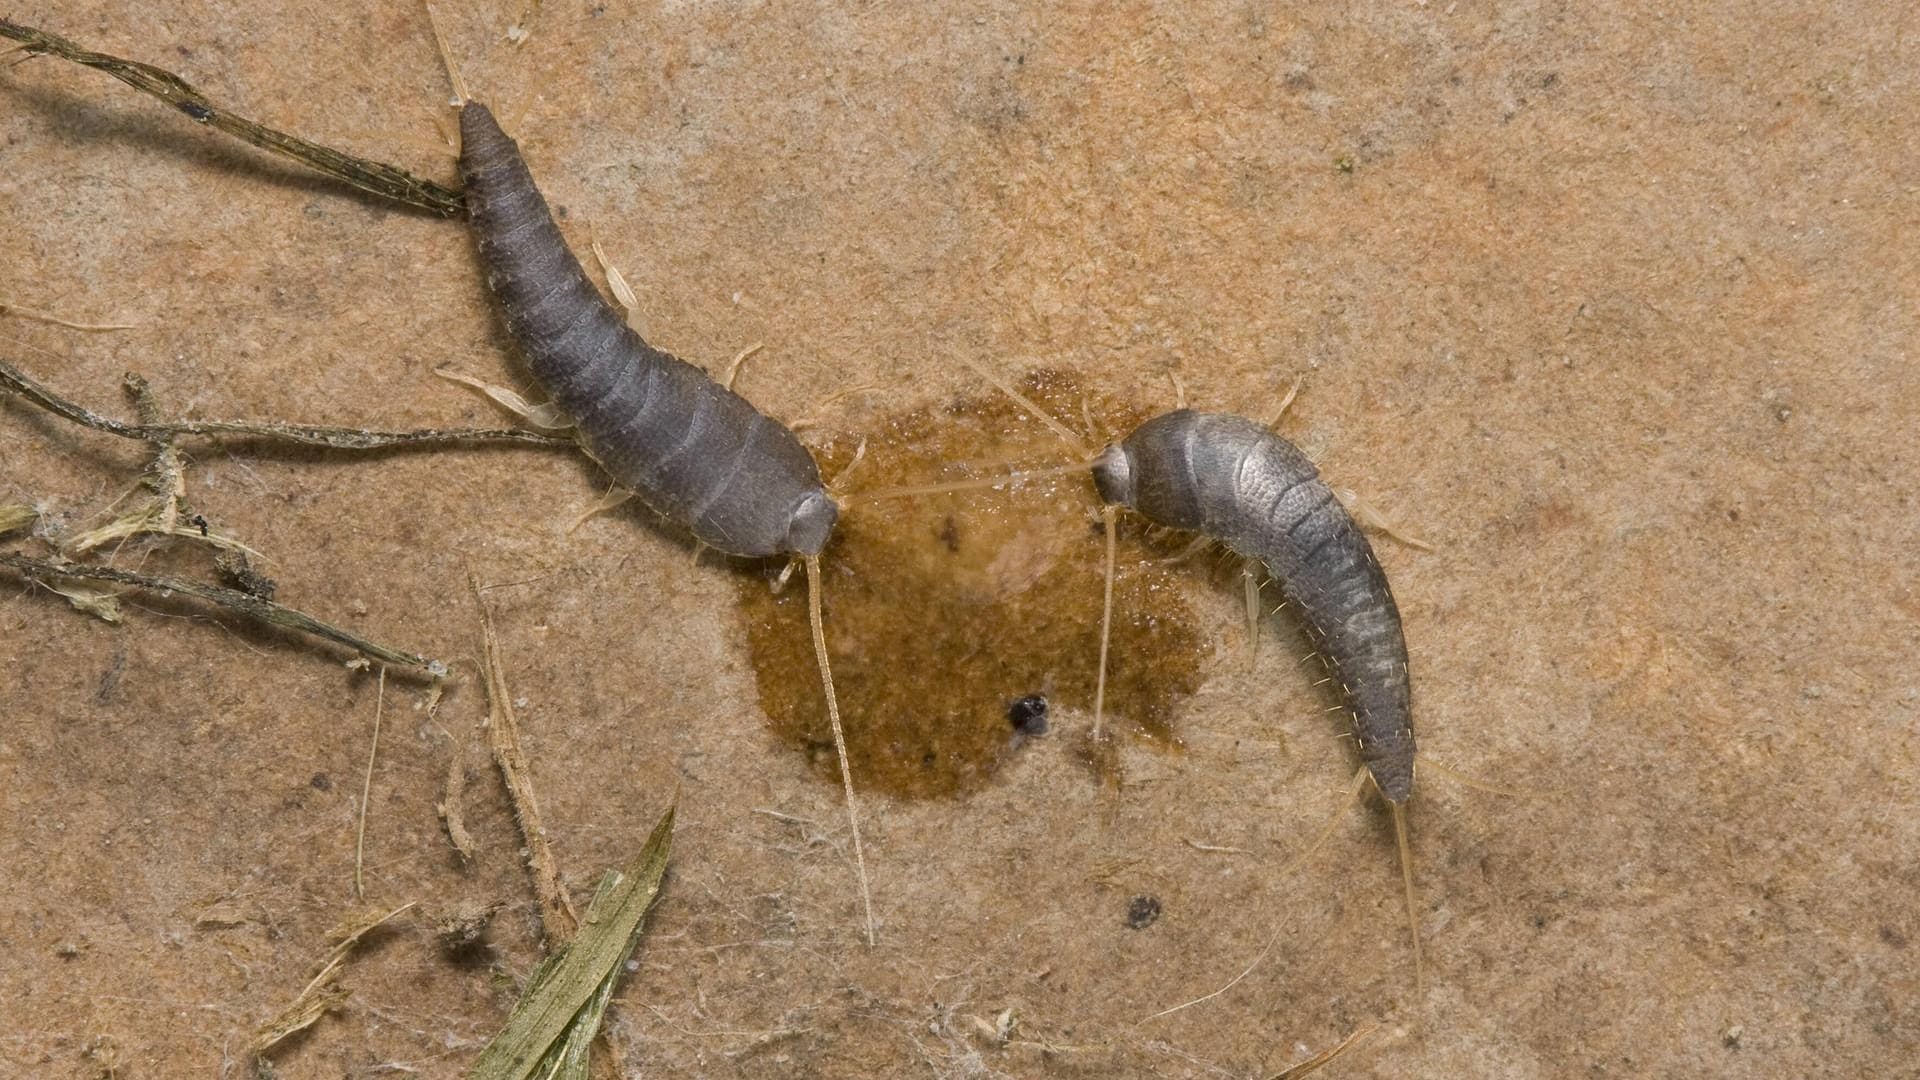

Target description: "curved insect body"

left=1091, top=410, right=1414, bottom=802
left=459, top=103, right=837, bottom=559
left=1088, top=406, right=1426, bottom=987
left=441, top=76, right=875, bottom=941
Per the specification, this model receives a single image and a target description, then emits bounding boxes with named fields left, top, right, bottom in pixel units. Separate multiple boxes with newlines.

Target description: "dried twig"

left=0, top=19, right=465, bottom=217
left=470, top=567, right=578, bottom=941
left=0, top=552, right=444, bottom=674
left=1, top=357, right=573, bottom=452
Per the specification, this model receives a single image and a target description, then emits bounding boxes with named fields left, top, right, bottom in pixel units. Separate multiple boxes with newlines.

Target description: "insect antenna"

left=422, top=3, right=470, bottom=107
left=804, top=553, right=878, bottom=946
left=1091, top=505, right=1118, bottom=741
left=960, top=357, right=1093, bottom=461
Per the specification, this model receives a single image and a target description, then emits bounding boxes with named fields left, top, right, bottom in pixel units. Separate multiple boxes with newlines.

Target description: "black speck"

left=937, top=516, right=961, bottom=552
left=178, top=100, right=215, bottom=123
left=1541, top=72, right=1560, bottom=89
left=1881, top=924, right=1908, bottom=949
left=555, top=204, right=569, bottom=219
left=1531, top=913, right=1550, bottom=929
left=310, top=773, right=332, bottom=791
left=1726, top=507, right=1740, bottom=522
left=1008, top=695, right=1049, bottom=735
left=921, top=751, right=937, bottom=768
left=1125, top=895, right=1161, bottom=930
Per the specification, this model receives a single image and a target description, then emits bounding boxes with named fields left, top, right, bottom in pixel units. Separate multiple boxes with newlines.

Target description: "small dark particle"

left=190, top=513, right=209, bottom=537
left=1882, top=925, right=1909, bottom=949
left=1008, top=694, right=1049, bottom=736
left=937, top=515, right=961, bottom=552
left=310, top=773, right=331, bottom=791
left=1125, top=894, right=1161, bottom=930
left=177, top=100, right=214, bottom=123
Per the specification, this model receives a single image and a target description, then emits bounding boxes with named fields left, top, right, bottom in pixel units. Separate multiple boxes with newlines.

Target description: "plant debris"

left=469, top=803, right=676, bottom=1080
left=0, top=19, right=465, bottom=217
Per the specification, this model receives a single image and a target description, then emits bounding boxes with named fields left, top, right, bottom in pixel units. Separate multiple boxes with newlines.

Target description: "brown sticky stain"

left=736, top=371, right=1208, bottom=799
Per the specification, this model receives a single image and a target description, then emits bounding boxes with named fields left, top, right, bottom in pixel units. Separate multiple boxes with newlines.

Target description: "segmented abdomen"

left=457, top=104, right=833, bottom=558
left=1112, top=410, right=1415, bottom=801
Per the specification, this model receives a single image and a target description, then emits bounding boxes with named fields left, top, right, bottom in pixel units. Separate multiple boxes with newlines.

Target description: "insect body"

left=458, top=104, right=837, bottom=558
left=1089, top=407, right=1425, bottom=984
left=1091, top=410, right=1414, bottom=801
left=437, top=65, right=874, bottom=941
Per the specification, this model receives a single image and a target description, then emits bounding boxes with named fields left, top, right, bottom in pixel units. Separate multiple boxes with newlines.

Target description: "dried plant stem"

left=0, top=19, right=464, bottom=217
left=0, top=552, right=444, bottom=674
left=1, top=357, right=572, bottom=452
left=469, top=568, right=579, bottom=942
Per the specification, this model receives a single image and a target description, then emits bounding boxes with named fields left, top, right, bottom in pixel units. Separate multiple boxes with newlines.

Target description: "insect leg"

left=588, top=230, right=648, bottom=336
left=1153, top=534, right=1213, bottom=566
left=720, top=342, right=763, bottom=393
left=433, top=367, right=574, bottom=430
left=1262, top=377, right=1303, bottom=430
left=1332, top=486, right=1433, bottom=551
left=566, top=484, right=634, bottom=534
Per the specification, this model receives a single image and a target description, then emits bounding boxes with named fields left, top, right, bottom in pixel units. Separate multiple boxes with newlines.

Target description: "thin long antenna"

left=960, top=358, right=1091, bottom=460
left=805, top=554, right=877, bottom=946
left=1092, top=505, right=1118, bottom=742
left=1391, top=800, right=1424, bottom=993
left=423, top=2, right=469, bottom=106
left=850, top=461, right=1086, bottom=503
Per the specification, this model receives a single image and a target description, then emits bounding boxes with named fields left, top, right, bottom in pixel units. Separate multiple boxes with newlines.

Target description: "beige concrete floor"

left=3, top=3, right=1916, bottom=1076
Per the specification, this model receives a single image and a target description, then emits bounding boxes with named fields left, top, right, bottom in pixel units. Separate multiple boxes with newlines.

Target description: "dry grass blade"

left=469, top=803, right=676, bottom=1080
left=0, top=19, right=465, bottom=217
left=252, top=901, right=416, bottom=1057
